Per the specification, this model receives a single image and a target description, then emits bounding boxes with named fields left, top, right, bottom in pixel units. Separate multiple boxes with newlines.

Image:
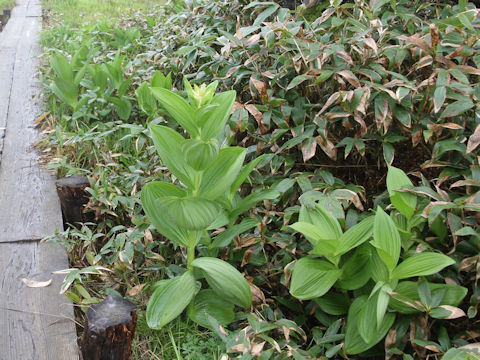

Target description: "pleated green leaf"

left=150, top=87, right=199, bottom=137
left=191, top=257, right=251, bottom=308
left=290, top=257, right=342, bottom=300
left=140, top=182, right=189, bottom=246
left=150, top=125, right=193, bottom=188
left=336, top=216, right=374, bottom=256
left=199, top=90, right=236, bottom=140
left=344, top=296, right=395, bottom=355
left=157, top=196, right=221, bottom=231
left=299, top=204, right=342, bottom=242
left=146, top=271, right=196, bottom=329
left=198, top=147, right=246, bottom=200
left=50, top=77, right=78, bottom=109
left=391, top=253, right=455, bottom=280
left=337, top=244, right=372, bottom=290
left=314, top=293, right=351, bottom=315
left=387, top=166, right=417, bottom=219
left=371, top=207, right=401, bottom=273
left=187, top=289, right=235, bottom=328
left=289, top=222, right=337, bottom=255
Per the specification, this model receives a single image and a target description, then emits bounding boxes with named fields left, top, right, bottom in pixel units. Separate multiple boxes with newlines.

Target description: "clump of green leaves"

left=288, top=166, right=467, bottom=355
left=141, top=79, right=280, bottom=329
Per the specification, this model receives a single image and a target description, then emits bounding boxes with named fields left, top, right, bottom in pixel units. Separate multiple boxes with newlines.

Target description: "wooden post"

left=55, top=176, right=91, bottom=226
left=82, top=296, right=137, bottom=360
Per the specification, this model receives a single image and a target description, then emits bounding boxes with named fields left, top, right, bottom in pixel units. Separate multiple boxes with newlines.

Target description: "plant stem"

left=187, top=231, right=196, bottom=269
left=192, top=171, right=201, bottom=196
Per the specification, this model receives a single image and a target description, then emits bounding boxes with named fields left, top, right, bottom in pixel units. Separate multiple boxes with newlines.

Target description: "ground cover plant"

left=40, top=0, right=480, bottom=358
left=0, top=0, right=14, bottom=10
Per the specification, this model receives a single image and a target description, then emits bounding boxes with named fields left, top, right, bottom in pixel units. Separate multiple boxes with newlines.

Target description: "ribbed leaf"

left=386, top=166, right=417, bottom=219
left=140, top=182, right=189, bottom=246
left=187, top=289, right=235, bottom=328
left=199, top=147, right=246, bottom=200
left=157, top=196, right=221, bottom=230
left=345, top=296, right=395, bottom=355
left=191, top=257, right=251, bottom=308
left=337, top=245, right=372, bottom=290
left=199, top=90, right=236, bottom=140
left=371, top=207, right=400, bottom=273
left=299, top=204, right=342, bottom=242
left=358, top=291, right=382, bottom=343
left=146, top=271, right=195, bottom=329
left=150, top=125, right=193, bottom=187
left=50, top=77, right=78, bottom=109
left=289, top=222, right=337, bottom=255
left=290, top=257, right=342, bottom=300
left=391, top=253, right=455, bottom=280
left=150, top=87, right=199, bottom=136
left=336, top=216, right=374, bottom=256
left=50, top=52, right=74, bottom=83
left=314, top=293, right=350, bottom=315
left=136, top=82, right=157, bottom=116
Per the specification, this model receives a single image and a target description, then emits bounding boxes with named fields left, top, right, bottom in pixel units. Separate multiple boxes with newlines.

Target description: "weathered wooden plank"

left=0, top=242, right=79, bottom=360
left=0, top=7, right=63, bottom=242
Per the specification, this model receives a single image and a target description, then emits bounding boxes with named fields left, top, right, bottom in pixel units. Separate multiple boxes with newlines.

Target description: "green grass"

left=132, top=313, right=225, bottom=360
left=0, top=0, right=15, bottom=10
left=42, top=0, right=161, bottom=26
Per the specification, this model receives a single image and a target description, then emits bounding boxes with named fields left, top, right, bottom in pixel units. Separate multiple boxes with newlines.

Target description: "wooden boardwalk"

left=0, top=0, right=79, bottom=358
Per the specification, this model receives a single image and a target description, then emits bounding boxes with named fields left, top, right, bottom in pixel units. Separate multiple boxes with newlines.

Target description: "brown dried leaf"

left=337, top=70, right=361, bottom=88
left=429, top=24, right=440, bottom=48
left=316, top=135, right=337, bottom=160
left=460, top=343, right=480, bottom=351
left=235, top=25, right=244, bottom=40
left=456, top=65, right=480, bottom=75
left=317, top=6, right=335, bottom=25
left=245, top=104, right=268, bottom=134
left=318, top=92, right=340, bottom=115
left=354, top=113, right=367, bottom=137
left=262, top=71, right=275, bottom=79
left=336, top=51, right=354, bottom=65
left=412, top=129, right=423, bottom=147
left=225, top=65, right=242, bottom=78
left=249, top=282, right=266, bottom=305
left=241, top=248, right=254, bottom=267
left=251, top=342, right=266, bottom=356
left=467, top=124, right=480, bottom=154
left=21, top=278, right=52, bottom=288
left=127, top=283, right=146, bottom=297
left=249, top=77, right=268, bottom=103
left=301, top=138, right=317, bottom=162
left=424, top=344, right=441, bottom=352
left=245, top=34, right=261, bottom=47
left=437, top=305, right=466, bottom=319
left=385, top=329, right=397, bottom=351
left=364, top=37, right=378, bottom=54
left=398, top=34, right=432, bottom=54
left=440, top=122, right=464, bottom=130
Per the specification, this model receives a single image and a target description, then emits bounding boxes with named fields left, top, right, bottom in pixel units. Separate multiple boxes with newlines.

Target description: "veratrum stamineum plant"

left=140, top=79, right=279, bottom=329
left=289, top=166, right=465, bottom=355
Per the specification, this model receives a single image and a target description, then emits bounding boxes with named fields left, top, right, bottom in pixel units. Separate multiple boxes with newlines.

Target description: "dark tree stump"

left=82, top=296, right=137, bottom=360
left=55, top=176, right=91, bottom=227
